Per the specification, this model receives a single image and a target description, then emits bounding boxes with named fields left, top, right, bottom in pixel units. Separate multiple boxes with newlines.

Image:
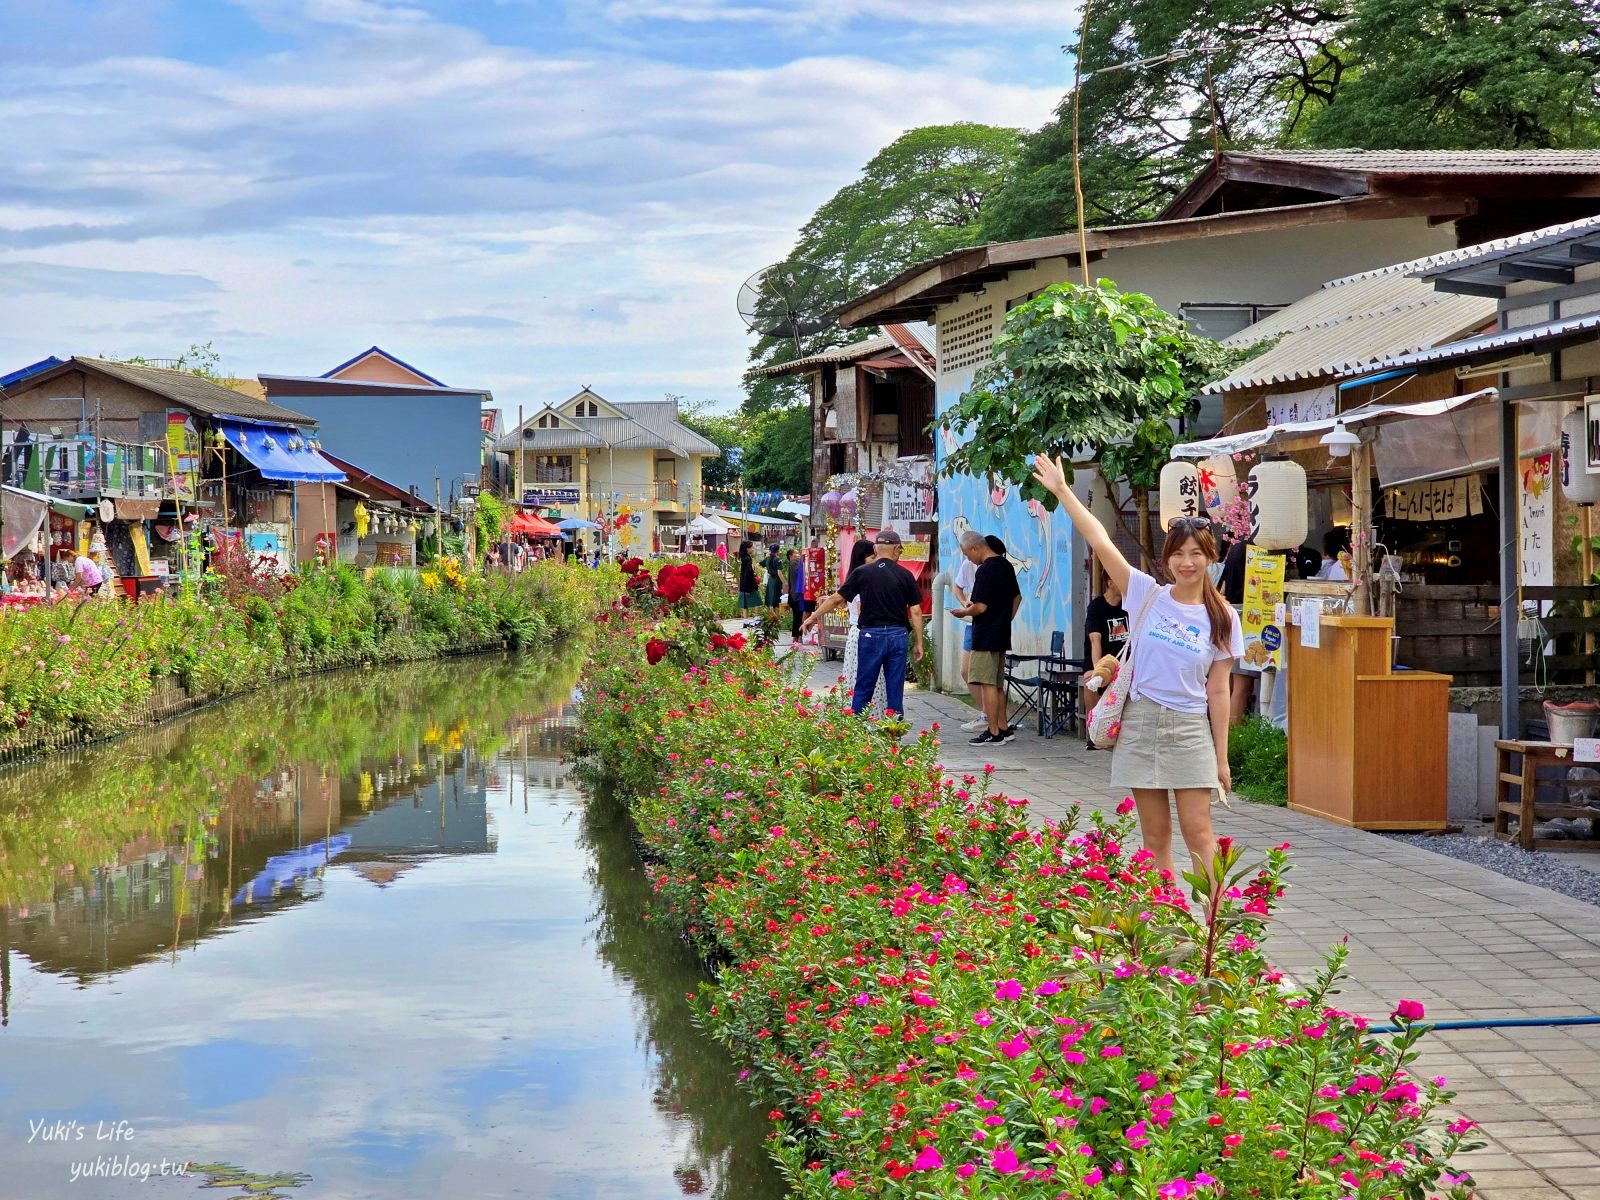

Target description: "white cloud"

left=597, top=0, right=1073, bottom=31
left=0, top=7, right=1061, bottom=405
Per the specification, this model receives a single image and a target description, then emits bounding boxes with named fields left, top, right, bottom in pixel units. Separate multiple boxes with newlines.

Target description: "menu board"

left=1239, top=545, right=1287, bottom=673
left=1519, top=453, right=1554, bottom=590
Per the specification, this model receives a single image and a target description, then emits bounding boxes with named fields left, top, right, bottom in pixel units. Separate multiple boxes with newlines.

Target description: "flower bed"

left=0, top=557, right=619, bottom=760
left=575, top=587, right=1482, bottom=1199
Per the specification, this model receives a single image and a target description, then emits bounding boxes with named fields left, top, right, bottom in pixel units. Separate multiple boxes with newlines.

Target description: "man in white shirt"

left=952, top=534, right=985, bottom=731
left=1315, top=530, right=1349, bottom=581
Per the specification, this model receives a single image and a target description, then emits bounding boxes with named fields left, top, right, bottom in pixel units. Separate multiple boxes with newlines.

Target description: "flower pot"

left=1543, top=700, right=1598, bottom=745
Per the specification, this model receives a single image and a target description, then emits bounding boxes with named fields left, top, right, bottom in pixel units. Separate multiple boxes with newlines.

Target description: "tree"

left=936, top=280, right=1242, bottom=566
left=743, top=123, right=1025, bottom=413
left=983, top=0, right=1351, bottom=237
left=739, top=405, right=812, bottom=495
left=1307, top=0, right=1600, bottom=148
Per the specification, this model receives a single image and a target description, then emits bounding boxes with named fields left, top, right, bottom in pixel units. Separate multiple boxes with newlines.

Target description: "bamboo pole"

left=1350, top=438, right=1372, bottom=616
left=1069, top=0, right=1094, bottom=287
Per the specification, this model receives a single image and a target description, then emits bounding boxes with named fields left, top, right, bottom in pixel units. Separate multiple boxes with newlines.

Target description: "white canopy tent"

left=684, top=513, right=735, bottom=535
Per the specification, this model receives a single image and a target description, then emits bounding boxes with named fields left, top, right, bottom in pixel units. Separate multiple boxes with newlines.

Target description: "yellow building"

left=497, top=389, right=720, bottom=553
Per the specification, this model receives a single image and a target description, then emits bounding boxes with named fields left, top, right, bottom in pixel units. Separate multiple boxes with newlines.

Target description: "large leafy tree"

left=740, top=406, right=812, bottom=494
left=674, top=396, right=746, bottom=491
left=1308, top=0, right=1600, bottom=148
left=938, top=281, right=1241, bottom=565
left=743, top=123, right=1024, bottom=414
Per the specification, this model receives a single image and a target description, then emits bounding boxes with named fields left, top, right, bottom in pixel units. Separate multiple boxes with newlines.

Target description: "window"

left=571, top=398, right=599, bottom=417
left=1180, top=304, right=1285, bottom=342
left=534, top=413, right=559, bottom=429
left=534, top=455, right=573, bottom=483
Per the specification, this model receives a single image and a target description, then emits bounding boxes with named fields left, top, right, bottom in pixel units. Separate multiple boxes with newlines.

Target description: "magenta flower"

left=973, top=1009, right=993, bottom=1028
left=999, top=1033, right=1030, bottom=1059
left=1084, top=1166, right=1104, bottom=1186
left=1100, top=1045, right=1122, bottom=1058
left=994, top=978, right=1023, bottom=1001
left=1392, top=998, right=1426, bottom=1022
left=956, top=1163, right=976, bottom=1179
left=1124, top=1121, right=1150, bottom=1149
left=990, top=1145, right=1022, bottom=1175
left=1136, top=1072, right=1159, bottom=1091
left=1034, top=979, right=1062, bottom=996
left=912, top=1145, right=943, bottom=1170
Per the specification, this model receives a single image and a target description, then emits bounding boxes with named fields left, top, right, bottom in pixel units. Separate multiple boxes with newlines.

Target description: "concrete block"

left=1449, top=711, right=1482, bottom=821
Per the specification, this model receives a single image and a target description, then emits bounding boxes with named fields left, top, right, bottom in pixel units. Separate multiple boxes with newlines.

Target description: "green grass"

left=1229, top=716, right=1288, bottom=806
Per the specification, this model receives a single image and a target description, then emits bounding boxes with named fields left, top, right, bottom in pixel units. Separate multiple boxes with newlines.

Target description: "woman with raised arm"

left=1031, top=452, right=1243, bottom=886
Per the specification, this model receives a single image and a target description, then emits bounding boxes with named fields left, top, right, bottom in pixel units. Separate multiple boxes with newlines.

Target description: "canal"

left=0, top=654, right=782, bottom=1200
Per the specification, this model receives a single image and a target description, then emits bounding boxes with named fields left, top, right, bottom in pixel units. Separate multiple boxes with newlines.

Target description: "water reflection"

left=0, top=653, right=783, bottom=1200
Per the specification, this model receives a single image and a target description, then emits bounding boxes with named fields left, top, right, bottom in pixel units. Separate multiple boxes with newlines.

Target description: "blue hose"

left=1367, top=1014, right=1600, bottom=1034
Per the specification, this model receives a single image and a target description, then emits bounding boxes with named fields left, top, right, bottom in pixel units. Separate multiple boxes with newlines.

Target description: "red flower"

left=645, top=638, right=670, bottom=665
left=653, top=563, right=697, bottom=604
left=619, top=557, right=644, bottom=574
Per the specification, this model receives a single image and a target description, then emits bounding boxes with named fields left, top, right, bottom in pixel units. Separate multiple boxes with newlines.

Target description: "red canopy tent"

left=508, top=511, right=561, bottom=537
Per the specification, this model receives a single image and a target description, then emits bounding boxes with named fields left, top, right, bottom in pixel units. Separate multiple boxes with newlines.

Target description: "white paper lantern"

left=1198, top=454, right=1239, bottom=514
left=1560, top=408, right=1600, bottom=504
left=1159, top=460, right=1202, bottom=526
left=1249, top=460, right=1309, bottom=550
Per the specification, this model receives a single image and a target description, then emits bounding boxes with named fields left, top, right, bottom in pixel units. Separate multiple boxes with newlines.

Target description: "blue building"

left=260, top=347, right=492, bottom=503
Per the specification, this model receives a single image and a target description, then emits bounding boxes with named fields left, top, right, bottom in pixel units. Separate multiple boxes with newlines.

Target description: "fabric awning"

left=220, top=420, right=347, bottom=482
left=1171, top=389, right=1496, bottom=459
left=899, top=559, right=928, bottom=581
left=508, top=511, right=561, bottom=536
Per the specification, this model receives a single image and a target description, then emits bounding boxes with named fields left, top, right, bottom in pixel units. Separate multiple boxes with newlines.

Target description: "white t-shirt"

left=1122, top=568, right=1244, bottom=714
left=954, top=557, right=977, bottom=618
left=1316, top=558, right=1348, bottom=581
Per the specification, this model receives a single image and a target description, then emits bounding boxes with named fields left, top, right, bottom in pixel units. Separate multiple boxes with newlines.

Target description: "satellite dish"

left=737, top=261, right=846, bottom=348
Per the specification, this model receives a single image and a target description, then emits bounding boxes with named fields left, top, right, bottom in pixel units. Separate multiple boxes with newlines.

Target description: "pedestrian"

left=715, top=540, right=729, bottom=574
left=66, top=548, right=105, bottom=595
left=1315, top=528, right=1349, bottom=580
left=952, top=535, right=984, bottom=731
left=762, top=544, right=783, bottom=609
left=830, top=540, right=880, bottom=713
left=949, top=529, right=1020, bottom=745
left=785, top=548, right=807, bottom=640
left=803, top=530, right=924, bottom=717
left=1031, top=451, right=1242, bottom=886
left=1081, top=574, right=1130, bottom=741
left=737, top=540, right=762, bottom=613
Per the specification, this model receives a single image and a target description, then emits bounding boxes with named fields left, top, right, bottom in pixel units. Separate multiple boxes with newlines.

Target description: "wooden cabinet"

left=1287, top=615, right=1450, bottom=830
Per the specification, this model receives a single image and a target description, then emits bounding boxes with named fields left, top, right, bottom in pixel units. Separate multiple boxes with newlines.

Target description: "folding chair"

left=1004, top=631, right=1067, bottom=734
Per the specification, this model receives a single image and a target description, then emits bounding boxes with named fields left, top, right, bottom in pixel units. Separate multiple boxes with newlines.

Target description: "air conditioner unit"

left=869, top=414, right=899, bottom=441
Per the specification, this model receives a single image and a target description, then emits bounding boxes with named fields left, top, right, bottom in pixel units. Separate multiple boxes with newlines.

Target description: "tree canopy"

left=936, top=280, right=1241, bottom=507
left=743, top=122, right=1024, bottom=414
left=982, top=0, right=1600, bottom=238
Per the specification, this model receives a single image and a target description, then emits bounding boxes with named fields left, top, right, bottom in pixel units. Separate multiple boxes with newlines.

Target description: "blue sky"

left=0, top=0, right=1068, bottom=410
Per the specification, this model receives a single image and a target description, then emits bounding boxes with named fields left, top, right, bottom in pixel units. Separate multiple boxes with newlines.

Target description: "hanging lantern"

left=839, top=488, right=859, bottom=524
left=1198, top=454, right=1238, bottom=514
left=1248, top=459, right=1309, bottom=550
left=1159, top=460, right=1202, bottom=526
left=353, top=501, right=370, bottom=539
left=820, top=490, right=842, bottom=519
left=1560, top=408, right=1600, bottom=504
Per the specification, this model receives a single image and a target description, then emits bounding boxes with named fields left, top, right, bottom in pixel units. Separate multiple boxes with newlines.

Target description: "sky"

left=0, top=0, right=1069, bottom=413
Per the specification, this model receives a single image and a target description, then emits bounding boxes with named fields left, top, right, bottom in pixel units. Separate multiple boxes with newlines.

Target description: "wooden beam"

left=1497, top=261, right=1575, bottom=285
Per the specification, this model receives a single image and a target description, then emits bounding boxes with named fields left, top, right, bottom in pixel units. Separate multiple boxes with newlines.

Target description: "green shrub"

left=1229, top=716, right=1288, bottom=805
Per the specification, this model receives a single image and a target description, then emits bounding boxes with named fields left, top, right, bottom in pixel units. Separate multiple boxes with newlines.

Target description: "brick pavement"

left=791, top=645, right=1600, bottom=1199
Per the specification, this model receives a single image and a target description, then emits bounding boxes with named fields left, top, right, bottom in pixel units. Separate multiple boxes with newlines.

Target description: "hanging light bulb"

left=1320, top=420, right=1360, bottom=458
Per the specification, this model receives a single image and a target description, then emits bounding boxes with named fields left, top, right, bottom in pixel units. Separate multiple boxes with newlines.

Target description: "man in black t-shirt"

left=950, top=530, right=1021, bottom=744
left=802, top=529, right=924, bottom=716
left=1081, top=578, right=1129, bottom=663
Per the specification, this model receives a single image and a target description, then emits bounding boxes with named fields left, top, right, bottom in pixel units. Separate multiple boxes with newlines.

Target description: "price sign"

left=1575, top=737, right=1600, bottom=764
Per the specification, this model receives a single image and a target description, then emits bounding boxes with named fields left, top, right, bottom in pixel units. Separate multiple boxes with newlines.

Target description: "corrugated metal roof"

left=1239, top=150, right=1600, bottom=174
left=76, top=357, right=316, bottom=424
left=1363, top=311, right=1600, bottom=373
left=745, top=335, right=896, bottom=379
left=494, top=398, right=720, bottom=457
left=1412, top=215, right=1600, bottom=280
left=501, top=426, right=607, bottom=451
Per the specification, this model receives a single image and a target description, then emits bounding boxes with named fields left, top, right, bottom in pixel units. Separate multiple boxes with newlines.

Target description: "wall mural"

left=935, top=388, right=1078, bottom=657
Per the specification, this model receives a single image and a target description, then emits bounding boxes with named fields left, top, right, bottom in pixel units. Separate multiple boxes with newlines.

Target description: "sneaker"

left=992, top=726, right=1017, bottom=745
left=959, top=715, right=988, bottom=731
left=968, top=730, right=996, bottom=745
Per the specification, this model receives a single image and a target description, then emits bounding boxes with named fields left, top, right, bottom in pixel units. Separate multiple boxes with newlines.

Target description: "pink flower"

left=1301, top=1022, right=1328, bottom=1039
left=990, top=1145, right=1021, bottom=1175
left=1034, top=980, right=1062, bottom=996
left=1084, top=1167, right=1104, bottom=1186
left=912, top=1145, right=943, bottom=1170
left=994, top=978, right=1023, bottom=1001
left=1116, top=797, right=1136, bottom=815
left=973, top=1009, right=994, bottom=1028
left=1136, top=1072, right=1159, bottom=1091
left=1392, top=999, right=1426, bottom=1022
left=1100, top=1045, right=1122, bottom=1058
left=956, top=1164, right=976, bottom=1179
left=999, top=1034, right=1030, bottom=1060
left=1124, top=1121, right=1149, bottom=1150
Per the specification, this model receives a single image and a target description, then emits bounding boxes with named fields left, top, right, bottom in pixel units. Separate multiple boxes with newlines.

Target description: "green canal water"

left=0, top=653, right=782, bottom=1200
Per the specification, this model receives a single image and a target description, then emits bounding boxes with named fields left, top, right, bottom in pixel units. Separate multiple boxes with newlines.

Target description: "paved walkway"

left=790, top=646, right=1600, bottom=1199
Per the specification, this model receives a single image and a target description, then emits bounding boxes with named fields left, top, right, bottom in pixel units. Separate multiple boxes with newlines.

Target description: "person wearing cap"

left=803, top=529, right=924, bottom=717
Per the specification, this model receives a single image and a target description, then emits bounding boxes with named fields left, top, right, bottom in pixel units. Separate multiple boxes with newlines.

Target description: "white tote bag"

left=1084, top=585, right=1161, bottom=750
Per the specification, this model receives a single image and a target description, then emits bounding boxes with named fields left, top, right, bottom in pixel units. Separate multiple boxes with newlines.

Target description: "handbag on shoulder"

left=1084, top=584, right=1161, bottom=750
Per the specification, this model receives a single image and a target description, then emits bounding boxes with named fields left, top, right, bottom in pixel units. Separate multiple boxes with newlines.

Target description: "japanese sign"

left=1265, top=388, right=1336, bottom=426
left=1384, top=474, right=1483, bottom=522
left=1588, top=395, right=1600, bottom=475
left=884, top=456, right=935, bottom=524
left=1519, top=452, right=1554, bottom=590
left=1239, top=545, right=1286, bottom=673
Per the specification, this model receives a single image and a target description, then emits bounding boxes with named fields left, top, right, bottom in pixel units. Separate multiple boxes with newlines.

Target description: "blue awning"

left=220, top=420, right=346, bottom=482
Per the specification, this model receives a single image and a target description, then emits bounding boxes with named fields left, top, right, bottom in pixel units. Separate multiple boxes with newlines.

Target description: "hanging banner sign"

left=884, top=455, right=934, bottom=523
left=1384, top=474, right=1483, bottom=522
left=1587, top=394, right=1600, bottom=475
left=1519, top=452, right=1555, bottom=589
left=1239, top=545, right=1286, bottom=673
left=1265, top=387, right=1336, bottom=426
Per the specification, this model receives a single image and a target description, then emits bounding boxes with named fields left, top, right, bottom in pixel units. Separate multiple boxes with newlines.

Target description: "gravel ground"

left=1381, top=827, right=1600, bottom=909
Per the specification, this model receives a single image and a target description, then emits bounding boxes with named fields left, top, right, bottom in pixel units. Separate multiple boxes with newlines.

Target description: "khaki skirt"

left=1109, top=697, right=1223, bottom=793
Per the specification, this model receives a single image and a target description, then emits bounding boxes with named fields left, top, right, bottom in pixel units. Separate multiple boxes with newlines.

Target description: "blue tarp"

left=220, top=419, right=347, bottom=482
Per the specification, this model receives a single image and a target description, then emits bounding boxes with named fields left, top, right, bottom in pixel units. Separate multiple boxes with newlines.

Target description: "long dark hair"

left=848, top=539, right=874, bottom=572
left=738, top=540, right=752, bottom=560
left=1159, top=522, right=1234, bottom=652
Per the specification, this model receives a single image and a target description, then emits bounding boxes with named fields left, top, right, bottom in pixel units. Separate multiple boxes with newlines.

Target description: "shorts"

left=968, top=650, right=1005, bottom=688
left=1109, top=697, right=1222, bottom=792
left=962, top=624, right=973, bottom=651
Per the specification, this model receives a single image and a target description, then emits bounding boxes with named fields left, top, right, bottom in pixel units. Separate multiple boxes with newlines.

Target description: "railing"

left=4, top=436, right=167, bottom=500
left=653, top=480, right=683, bottom=505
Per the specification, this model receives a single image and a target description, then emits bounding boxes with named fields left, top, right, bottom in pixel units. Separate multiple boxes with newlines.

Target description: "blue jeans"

left=854, top=626, right=908, bottom=716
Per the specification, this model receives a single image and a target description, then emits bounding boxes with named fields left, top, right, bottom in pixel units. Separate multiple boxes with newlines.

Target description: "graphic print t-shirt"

left=1082, top=595, right=1130, bottom=662
left=1122, top=568, right=1244, bottom=714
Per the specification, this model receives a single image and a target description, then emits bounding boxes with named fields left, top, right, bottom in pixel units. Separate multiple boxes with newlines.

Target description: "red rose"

left=726, top=632, right=746, bottom=650
left=644, top=638, right=670, bottom=665
left=620, top=557, right=644, bottom=575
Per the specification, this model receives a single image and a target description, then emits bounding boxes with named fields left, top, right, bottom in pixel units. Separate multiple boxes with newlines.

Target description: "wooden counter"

left=1287, top=614, right=1451, bottom=830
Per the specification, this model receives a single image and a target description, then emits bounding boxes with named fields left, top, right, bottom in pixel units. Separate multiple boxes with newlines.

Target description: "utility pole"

left=434, top=473, right=444, bottom=561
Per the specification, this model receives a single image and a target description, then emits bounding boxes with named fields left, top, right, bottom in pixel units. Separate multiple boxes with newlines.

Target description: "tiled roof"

left=745, top=335, right=896, bottom=379
left=1234, top=150, right=1600, bottom=175
left=76, top=358, right=316, bottom=425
